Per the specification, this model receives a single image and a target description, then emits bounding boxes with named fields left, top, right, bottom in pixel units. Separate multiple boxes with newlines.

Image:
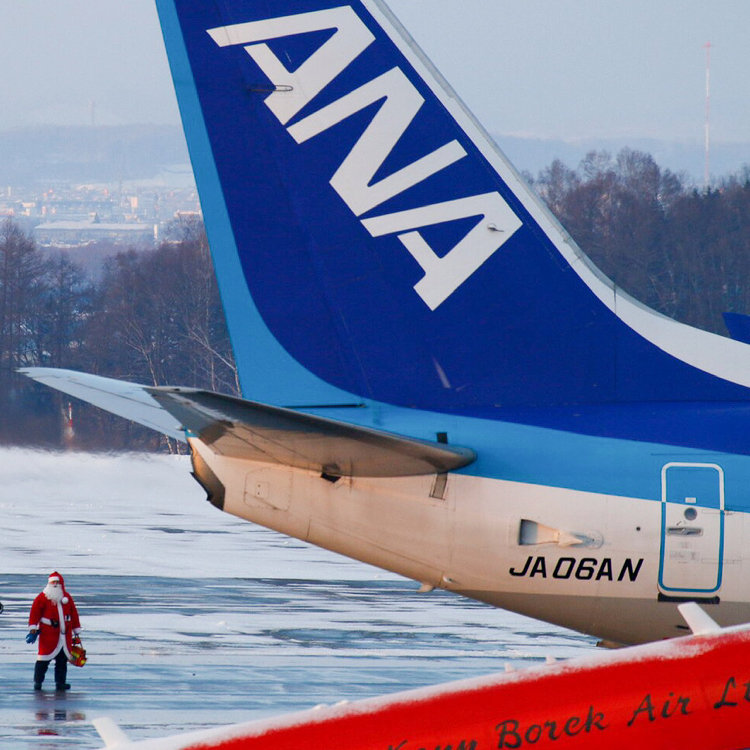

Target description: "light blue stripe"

left=307, top=401, right=750, bottom=511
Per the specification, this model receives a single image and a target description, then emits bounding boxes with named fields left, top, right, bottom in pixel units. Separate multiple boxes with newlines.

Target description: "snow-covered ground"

left=0, top=448, right=595, bottom=748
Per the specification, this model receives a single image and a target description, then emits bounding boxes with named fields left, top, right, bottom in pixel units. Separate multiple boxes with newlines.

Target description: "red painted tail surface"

left=166, top=626, right=750, bottom=750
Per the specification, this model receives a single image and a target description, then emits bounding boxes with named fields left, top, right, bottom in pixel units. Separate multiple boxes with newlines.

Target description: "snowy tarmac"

left=0, top=449, right=595, bottom=748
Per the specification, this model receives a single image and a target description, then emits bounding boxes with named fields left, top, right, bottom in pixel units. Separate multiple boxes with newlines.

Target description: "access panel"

left=659, top=462, right=724, bottom=594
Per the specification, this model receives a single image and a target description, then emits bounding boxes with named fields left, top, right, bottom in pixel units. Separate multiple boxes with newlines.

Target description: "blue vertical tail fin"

left=156, top=0, right=750, bottom=418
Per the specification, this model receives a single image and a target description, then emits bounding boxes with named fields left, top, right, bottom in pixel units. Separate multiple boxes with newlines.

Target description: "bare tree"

left=75, top=219, right=238, bottom=450
left=535, top=150, right=750, bottom=336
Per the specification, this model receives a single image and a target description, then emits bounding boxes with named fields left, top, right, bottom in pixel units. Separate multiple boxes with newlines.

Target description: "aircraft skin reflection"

left=20, top=0, right=750, bottom=646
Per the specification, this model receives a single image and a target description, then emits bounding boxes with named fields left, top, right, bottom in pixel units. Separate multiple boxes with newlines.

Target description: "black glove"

left=25, top=631, right=38, bottom=644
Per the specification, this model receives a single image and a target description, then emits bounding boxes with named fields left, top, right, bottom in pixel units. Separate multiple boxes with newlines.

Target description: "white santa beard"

left=43, top=583, right=63, bottom=603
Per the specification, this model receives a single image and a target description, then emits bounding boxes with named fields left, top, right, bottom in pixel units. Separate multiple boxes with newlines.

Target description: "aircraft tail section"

left=156, top=0, right=750, bottom=420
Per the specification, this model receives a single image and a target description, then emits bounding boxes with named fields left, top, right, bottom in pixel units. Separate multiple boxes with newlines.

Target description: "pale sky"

left=2, top=0, right=749, bottom=145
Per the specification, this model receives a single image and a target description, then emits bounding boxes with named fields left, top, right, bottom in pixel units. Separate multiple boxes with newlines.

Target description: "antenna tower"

left=704, top=42, right=712, bottom=191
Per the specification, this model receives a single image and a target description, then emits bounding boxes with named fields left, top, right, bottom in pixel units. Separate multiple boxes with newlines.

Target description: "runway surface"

left=0, top=449, right=595, bottom=747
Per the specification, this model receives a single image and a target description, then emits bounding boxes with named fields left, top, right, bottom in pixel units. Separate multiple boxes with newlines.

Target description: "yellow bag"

left=69, top=636, right=87, bottom=667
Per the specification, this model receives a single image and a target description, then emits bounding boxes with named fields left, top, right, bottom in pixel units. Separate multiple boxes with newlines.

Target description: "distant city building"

left=0, top=137, right=203, bottom=244
left=33, top=220, right=157, bottom=247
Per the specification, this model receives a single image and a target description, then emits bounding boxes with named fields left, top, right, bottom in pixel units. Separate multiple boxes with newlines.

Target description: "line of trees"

left=530, top=149, right=750, bottom=334
left=0, top=217, right=237, bottom=449
left=2, top=148, right=749, bottom=449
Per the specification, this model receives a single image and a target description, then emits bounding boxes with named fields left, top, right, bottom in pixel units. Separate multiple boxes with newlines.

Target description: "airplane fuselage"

left=189, top=402, right=750, bottom=645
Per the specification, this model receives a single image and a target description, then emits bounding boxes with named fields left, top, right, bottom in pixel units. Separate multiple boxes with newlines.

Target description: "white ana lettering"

left=363, top=193, right=522, bottom=310
left=289, top=67, right=466, bottom=216
left=208, top=6, right=522, bottom=310
left=207, top=7, right=374, bottom=125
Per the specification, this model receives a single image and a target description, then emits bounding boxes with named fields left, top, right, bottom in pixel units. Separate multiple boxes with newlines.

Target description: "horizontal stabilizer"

left=148, top=387, right=475, bottom=477
left=19, top=367, right=185, bottom=441
left=19, top=368, right=474, bottom=477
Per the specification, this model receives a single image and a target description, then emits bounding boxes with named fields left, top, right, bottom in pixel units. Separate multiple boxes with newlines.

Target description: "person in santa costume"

left=26, top=572, right=82, bottom=691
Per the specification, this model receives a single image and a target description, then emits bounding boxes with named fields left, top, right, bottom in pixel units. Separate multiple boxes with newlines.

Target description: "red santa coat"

left=28, top=586, right=81, bottom=661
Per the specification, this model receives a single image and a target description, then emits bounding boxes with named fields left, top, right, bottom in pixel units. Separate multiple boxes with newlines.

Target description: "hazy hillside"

left=1, top=124, right=747, bottom=188
left=0, top=124, right=190, bottom=185
left=496, top=134, right=750, bottom=184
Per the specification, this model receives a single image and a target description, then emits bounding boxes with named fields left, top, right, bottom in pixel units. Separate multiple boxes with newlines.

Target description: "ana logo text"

left=207, top=6, right=522, bottom=310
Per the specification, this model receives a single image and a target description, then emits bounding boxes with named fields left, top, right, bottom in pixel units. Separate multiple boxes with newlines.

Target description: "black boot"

left=34, top=660, right=49, bottom=690
left=54, top=652, right=69, bottom=691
